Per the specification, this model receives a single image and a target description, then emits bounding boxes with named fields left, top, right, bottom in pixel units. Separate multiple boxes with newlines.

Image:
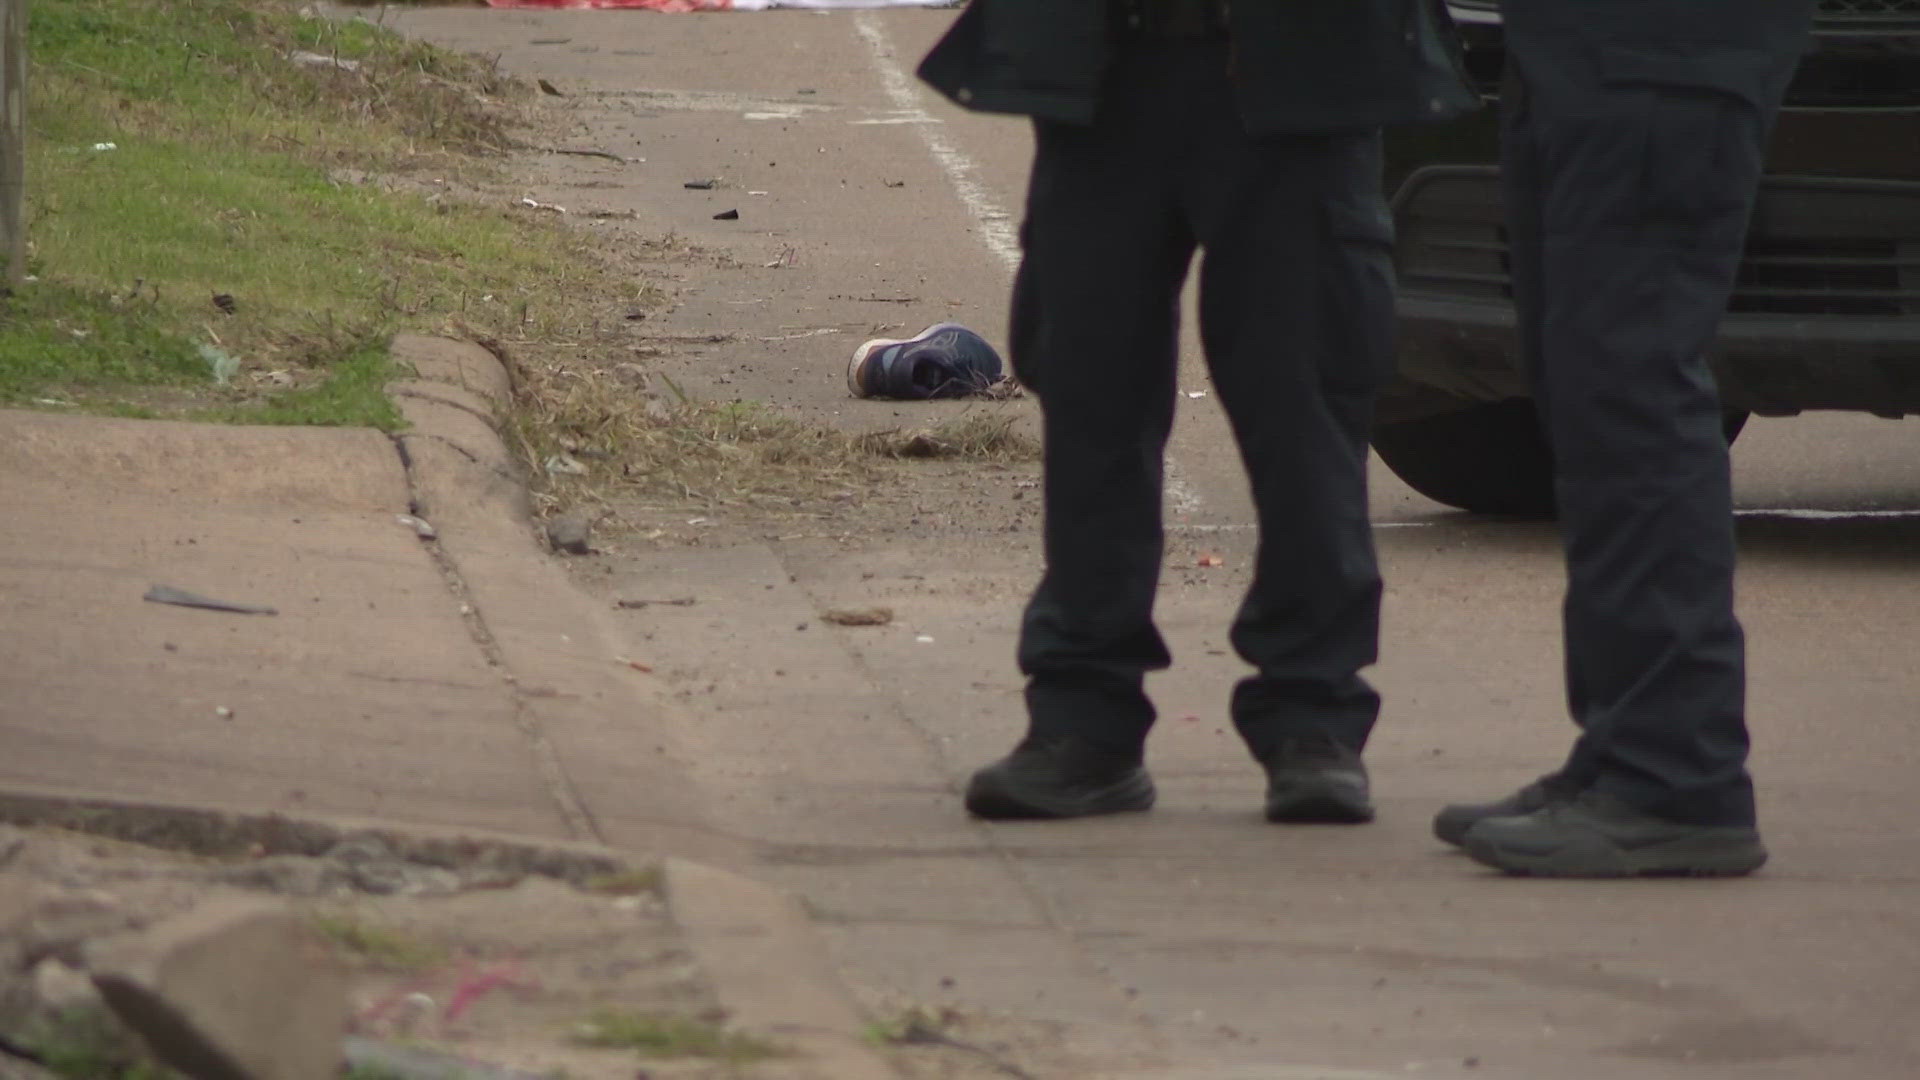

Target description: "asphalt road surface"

left=388, top=8, right=1920, bottom=1079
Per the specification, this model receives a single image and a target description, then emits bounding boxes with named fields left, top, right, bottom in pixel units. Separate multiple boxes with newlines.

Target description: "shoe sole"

left=1464, top=829, right=1769, bottom=878
left=846, top=336, right=898, bottom=398
left=1266, top=790, right=1376, bottom=825
left=965, top=769, right=1156, bottom=821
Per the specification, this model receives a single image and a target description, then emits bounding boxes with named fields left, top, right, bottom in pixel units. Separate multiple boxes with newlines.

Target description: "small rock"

left=547, top=513, right=593, bottom=556
left=323, top=833, right=395, bottom=866
left=0, top=823, right=25, bottom=868
left=33, top=958, right=102, bottom=1011
left=611, top=362, right=650, bottom=388
left=14, top=889, right=133, bottom=966
left=821, top=607, right=893, bottom=627
left=90, top=898, right=348, bottom=1080
left=395, top=514, right=437, bottom=541
left=543, top=453, right=589, bottom=477
left=212, top=856, right=352, bottom=898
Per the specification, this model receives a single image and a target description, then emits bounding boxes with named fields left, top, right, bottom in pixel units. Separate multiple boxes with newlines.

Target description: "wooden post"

left=0, top=0, right=24, bottom=287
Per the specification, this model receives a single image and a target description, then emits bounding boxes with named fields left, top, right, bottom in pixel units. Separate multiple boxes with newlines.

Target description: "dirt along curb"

left=0, top=789, right=894, bottom=1080
left=392, top=334, right=898, bottom=1079
left=1, top=334, right=899, bottom=1080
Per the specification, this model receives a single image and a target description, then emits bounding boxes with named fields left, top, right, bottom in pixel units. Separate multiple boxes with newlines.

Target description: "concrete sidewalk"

left=0, top=336, right=890, bottom=1080
left=0, top=337, right=680, bottom=846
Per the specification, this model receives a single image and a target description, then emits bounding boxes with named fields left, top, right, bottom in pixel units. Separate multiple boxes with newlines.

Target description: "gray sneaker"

left=1432, top=774, right=1574, bottom=848
left=1463, top=789, right=1768, bottom=878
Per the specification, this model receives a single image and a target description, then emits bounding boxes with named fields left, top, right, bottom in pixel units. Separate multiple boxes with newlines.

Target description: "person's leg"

left=1461, top=0, right=1812, bottom=874
left=1430, top=45, right=1580, bottom=848
left=966, top=52, right=1196, bottom=819
left=1181, top=53, right=1390, bottom=820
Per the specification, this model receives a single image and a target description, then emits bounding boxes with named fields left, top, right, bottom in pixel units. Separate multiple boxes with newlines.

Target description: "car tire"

left=1372, top=398, right=1749, bottom=518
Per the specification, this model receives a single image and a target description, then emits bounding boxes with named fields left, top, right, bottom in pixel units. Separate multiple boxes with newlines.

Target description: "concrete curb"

left=0, top=786, right=898, bottom=1078
left=384, top=335, right=900, bottom=1079
left=386, top=335, right=731, bottom=859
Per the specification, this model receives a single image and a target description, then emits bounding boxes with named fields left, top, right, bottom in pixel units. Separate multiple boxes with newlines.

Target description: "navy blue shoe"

left=847, top=323, right=1005, bottom=400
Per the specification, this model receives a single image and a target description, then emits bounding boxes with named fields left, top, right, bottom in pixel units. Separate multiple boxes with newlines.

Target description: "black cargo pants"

left=1009, top=40, right=1394, bottom=762
left=1502, top=0, right=1812, bottom=825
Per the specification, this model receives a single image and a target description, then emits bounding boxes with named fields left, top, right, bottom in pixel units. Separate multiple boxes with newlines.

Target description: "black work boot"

left=1432, top=773, right=1577, bottom=848
left=964, top=735, right=1155, bottom=820
left=1463, top=789, right=1768, bottom=878
left=1259, top=732, right=1375, bottom=824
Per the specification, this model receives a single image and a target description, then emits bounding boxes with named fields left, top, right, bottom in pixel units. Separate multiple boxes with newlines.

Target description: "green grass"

left=580, top=865, right=664, bottom=897
left=312, top=913, right=448, bottom=970
left=571, top=1010, right=783, bottom=1063
left=3, top=0, right=617, bottom=427
left=15, top=1006, right=174, bottom=1080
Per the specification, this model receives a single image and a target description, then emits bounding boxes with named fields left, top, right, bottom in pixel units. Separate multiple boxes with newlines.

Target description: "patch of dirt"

left=0, top=823, right=782, bottom=1080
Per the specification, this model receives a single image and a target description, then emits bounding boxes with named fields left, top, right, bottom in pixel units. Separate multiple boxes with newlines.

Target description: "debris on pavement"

left=546, top=513, right=594, bottom=555
left=541, top=147, right=631, bottom=164
left=543, top=453, right=590, bottom=477
left=821, top=607, right=893, bottom=627
left=682, top=179, right=717, bottom=190
left=518, top=197, right=568, bottom=214
left=712, top=208, right=740, bottom=221
left=342, top=1036, right=547, bottom=1080
left=396, top=514, right=439, bottom=541
left=288, top=50, right=362, bottom=72
left=537, top=78, right=565, bottom=96
left=143, top=585, right=279, bottom=616
left=613, top=597, right=697, bottom=609
left=0, top=822, right=749, bottom=1080
left=199, top=343, right=240, bottom=386
left=1197, top=553, right=1224, bottom=568
left=846, top=323, right=1009, bottom=401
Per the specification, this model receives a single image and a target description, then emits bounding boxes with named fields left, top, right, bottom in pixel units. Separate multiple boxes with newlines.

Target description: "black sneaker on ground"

left=1260, top=732, right=1375, bottom=824
left=1432, top=773, right=1575, bottom=848
left=1463, top=789, right=1768, bottom=878
left=964, top=736, right=1156, bottom=820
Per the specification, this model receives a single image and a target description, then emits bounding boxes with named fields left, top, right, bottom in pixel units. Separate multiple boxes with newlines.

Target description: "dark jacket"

left=917, top=0, right=1480, bottom=135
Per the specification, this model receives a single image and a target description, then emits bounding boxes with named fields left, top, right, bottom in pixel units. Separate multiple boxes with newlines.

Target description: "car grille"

left=1395, top=168, right=1920, bottom=317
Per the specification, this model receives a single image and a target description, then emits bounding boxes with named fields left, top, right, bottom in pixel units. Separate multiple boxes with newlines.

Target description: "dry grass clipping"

left=499, top=353, right=1036, bottom=520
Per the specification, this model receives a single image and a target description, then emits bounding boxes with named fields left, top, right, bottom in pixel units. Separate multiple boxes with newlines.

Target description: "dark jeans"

left=1502, top=0, right=1813, bottom=825
left=1009, top=41, right=1392, bottom=762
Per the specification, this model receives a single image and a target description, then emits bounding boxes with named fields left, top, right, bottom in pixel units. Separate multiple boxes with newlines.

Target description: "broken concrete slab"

left=90, top=898, right=348, bottom=1080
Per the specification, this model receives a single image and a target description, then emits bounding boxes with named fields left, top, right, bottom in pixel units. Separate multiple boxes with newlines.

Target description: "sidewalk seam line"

left=763, top=538, right=1173, bottom=1058
left=383, top=430, right=606, bottom=845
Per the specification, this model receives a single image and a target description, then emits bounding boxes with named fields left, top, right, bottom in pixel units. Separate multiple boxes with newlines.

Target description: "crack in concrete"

left=383, top=431, right=604, bottom=845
